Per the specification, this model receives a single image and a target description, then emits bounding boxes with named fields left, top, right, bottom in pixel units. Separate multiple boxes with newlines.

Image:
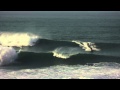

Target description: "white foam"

left=1, top=62, right=120, bottom=79
left=0, top=45, right=18, bottom=66
left=52, top=47, right=80, bottom=59
left=0, top=32, right=39, bottom=47
left=72, top=40, right=100, bottom=52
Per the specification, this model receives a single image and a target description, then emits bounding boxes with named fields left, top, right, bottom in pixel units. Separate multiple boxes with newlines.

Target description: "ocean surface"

left=0, top=11, right=120, bottom=79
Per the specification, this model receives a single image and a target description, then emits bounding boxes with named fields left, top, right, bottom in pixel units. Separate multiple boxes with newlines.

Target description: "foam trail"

left=0, top=45, right=18, bottom=66
left=52, top=47, right=80, bottom=59
left=72, top=40, right=100, bottom=52
left=0, top=32, right=40, bottom=47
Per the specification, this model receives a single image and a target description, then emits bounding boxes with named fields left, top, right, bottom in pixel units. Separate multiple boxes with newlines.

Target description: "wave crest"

left=52, top=47, right=80, bottom=59
left=0, top=32, right=39, bottom=47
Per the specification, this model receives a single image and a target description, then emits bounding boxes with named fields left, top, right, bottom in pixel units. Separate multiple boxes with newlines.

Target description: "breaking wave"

left=0, top=32, right=39, bottom=47
left=52, top=47, right=81, bottom=59
left=0, top=32, right=103, bottom=66
left=0, top=45, right=18, bottom=66
left=72, top=40, right=100, bottom=51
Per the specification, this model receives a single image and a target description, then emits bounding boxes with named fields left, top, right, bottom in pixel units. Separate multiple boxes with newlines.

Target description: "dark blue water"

left=0, top=11, right=120, bottom=79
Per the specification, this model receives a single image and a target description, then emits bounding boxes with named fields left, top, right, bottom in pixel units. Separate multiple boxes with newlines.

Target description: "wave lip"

left=0, top=32, right=39, bottom=47
left=0, top=45, right=18, bottom=66
left=52, top=47, right=81, bottom=59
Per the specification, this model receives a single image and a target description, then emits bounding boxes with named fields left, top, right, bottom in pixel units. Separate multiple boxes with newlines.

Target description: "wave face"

left=0, top=32, right=39, bottom=47
left=0, top=45, right=18, bottom=66
left=15, top=52, right=120, bottom=67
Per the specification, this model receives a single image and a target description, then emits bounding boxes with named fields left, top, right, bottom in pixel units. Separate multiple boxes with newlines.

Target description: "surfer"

left=87, top=43, right=93, bottom=52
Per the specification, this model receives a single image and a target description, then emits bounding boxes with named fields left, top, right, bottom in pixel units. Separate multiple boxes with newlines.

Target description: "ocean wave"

left=0, top=32, right=106, bottom=66
left=72, top=40, right=100, bottom=51
left=0, top=32, right=39, bottom=47
left=52, top=47, right=81, bottom=59
left=14, top=39, right=101, bottom=53
left=12, top=51, right=120, bottom=68
left=0, top=48, right=119, bottom=67
left=0, top=45, right=18, bottom=66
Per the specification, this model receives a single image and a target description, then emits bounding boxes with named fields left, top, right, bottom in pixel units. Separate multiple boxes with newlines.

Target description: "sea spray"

left=72, top=40, right=100, bottom=52
left=0, top=32, right=39, bottom=47
left=0, top=45, right=18, bottom=66
left=52, top=47, right=80, bottom=59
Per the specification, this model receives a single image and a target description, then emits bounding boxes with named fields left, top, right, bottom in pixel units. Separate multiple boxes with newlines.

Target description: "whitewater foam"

left=0, top=45, right=18, bottom=66
left=1, top=62, right=120, bottom=79
left=52, top=47, right=81, bottom=59
left=72, top=40, right=100, bottom=52
left=0, top=32, right=39, bottom=47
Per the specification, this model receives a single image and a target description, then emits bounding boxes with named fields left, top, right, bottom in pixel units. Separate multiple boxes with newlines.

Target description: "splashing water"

left=0, top=32, right=40, bottom=47
left=72, top=40, right=100, bottom=51
left=0, top=45, right=18, bottom=66
left=52, top=47, right=81, bottom=59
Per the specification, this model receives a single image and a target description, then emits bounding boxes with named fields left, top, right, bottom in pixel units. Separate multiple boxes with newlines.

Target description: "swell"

left=34, top=39, right=79, bottom=48
left=97, top=42, right=120, bottom=49
left=33, top=39, right=120, bottom=52
left=96, top=42, right=120, bottom=57
left=35, top=39, right=120, bottom=47
left=13, top=39, right=120, bottom=58
left=16, top=39, right=100, bottom=52
left=9, top=52, right=120, bottom=69
left=1, top=32, right=120, bottom=66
